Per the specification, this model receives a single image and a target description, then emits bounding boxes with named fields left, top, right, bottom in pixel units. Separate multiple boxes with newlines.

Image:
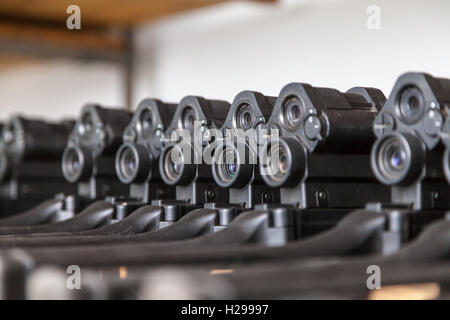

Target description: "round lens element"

left=379, top=138, right=407, bottom=178
left=259, top=137, right=306, bottom=188
left=211, top=142, right=253, bottom=188
left=371, top=132, right=425, bottom=185
left=227, top=163, right=237, bottom=176
left=385, top=140, right=407, bottom=172
left=62, top=146, right=92, bottom=183
left=398, top=86, right=425, bottom=124
left=119, top=147, right=138, bottom=182
left=139, top=109, right=153, bottom=139
left=376, top=137, right=408, bottom=182
left=163, top=146, right=183, bottom=182
left=217, top=147, right=238, bottom=184
left=181, top=107, right=197, bottom=131
left=278, top=150, right=289, bottom=174
left=64, top=148, right=81, bottom=179
left=266, top=143, right=289, bottom=183
left=234, top=103, right=255, bottom=130
left=281, top=96, right=304, bottom=130
left=160, top=143, right=196, bottom=186
left=115, top=143, right=152, bottom=184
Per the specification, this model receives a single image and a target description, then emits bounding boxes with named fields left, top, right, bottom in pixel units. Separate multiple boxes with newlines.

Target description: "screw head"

left=262, top=192, right=272, bottom=203
left=318, top=190, right=327, bottom=200
left=304, top=115, right=322, bottom=140
left=206, top=189, right=215, bottom=200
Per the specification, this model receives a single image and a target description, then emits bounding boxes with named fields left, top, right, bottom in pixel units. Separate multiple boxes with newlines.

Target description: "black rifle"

left=0, top=116, right=75, bottom=216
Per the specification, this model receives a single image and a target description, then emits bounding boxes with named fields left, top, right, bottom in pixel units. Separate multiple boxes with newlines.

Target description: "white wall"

left=0, top=61, right=124, bottom=121
left=0, top=0, right=449, bottom=121
left=133, top=0, right=450, bottom=105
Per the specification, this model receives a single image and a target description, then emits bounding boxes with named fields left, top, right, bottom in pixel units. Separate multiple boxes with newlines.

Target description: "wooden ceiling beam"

left=0, top=0, right=276, bottom=71
left=0, top=21, right=128, bottom=62
left=0, top=0, right=276, bottom=27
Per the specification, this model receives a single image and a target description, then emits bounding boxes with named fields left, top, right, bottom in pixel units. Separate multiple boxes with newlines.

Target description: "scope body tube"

left=259, top=84, right=390, bottom=208
left=0, top=117, right=76, bottom=216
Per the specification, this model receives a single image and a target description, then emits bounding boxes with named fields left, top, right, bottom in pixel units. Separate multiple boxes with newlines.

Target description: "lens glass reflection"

left=235, top=103, right=255, bottom=130
left=164, top=146, right=183, bottom=182
left=264, top=143, right=289, bottom=183
left=399, top=86, right=424, bottom=124
left=119, top=147, right=138, bottom=181
left=217, top=146, right=238, bottom=184
left=281, top=97, right=303, bottom=130
left=377, top=136, right=409, bottom=182
left=64, top=148, right=82, bottom=179
left=181, top=107, right=197, bottom=132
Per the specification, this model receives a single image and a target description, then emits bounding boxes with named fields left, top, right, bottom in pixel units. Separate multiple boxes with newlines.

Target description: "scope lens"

left=259, top=141, right=291, bottom=187
left=212, top=142, right=255, bottom=188
left=271, top=143, right=289, bottom=182
left=389, top=148, right=406, bottom=169
left=181, top=107, right=197, bottom=131
left=163, top=146, right=183, bottom=182
left=118, top=146, right=138, bottom=182
left=260, top=137, right=307, bottom=188
left=235, top=103, right=255, bottom=130
left=372, top=132, right=426, bottom=186
left=62, top=147, right=82, bottom=182
left=398, top=86, right=425, bottom=124
left=371, top=132, right=425, bottom=186
left=217, top=146, right=238, bottom=184
left=227, top=163, right=237, bottom=176
left=281, top=96, right=303, bottom=130
left=278, top=149, right=289, bottom=173
left=377, top=137, right=408, bottom=181
left=139, top=109, right=153, bottom=139
left=116, top=143, right=153, bottom=184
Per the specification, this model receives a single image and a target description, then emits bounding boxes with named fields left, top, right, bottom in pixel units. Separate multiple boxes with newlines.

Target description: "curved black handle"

left=129, top=208, right=219, bottom=243
left=0, top=207, right=216, bottom=248
left=0, top=199, right=63, bottom=227
left=0, top=205, right=163, bottom=248
left=0, top=201, right=113, bottom=236
left=274, top=209, right=386, bottom=257
left=80, top=205, right=161, bottom=236
left=183, top=210, right=270, bottom=246
left=24, top=210, right=386, bottom=267
left=63, top=207, right=219, bottom=246
left=384, top=219, right=450, bottom=263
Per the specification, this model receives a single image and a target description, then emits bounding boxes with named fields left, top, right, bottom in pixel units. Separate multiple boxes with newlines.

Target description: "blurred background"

left=0, top=0, right=448, bottom=120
